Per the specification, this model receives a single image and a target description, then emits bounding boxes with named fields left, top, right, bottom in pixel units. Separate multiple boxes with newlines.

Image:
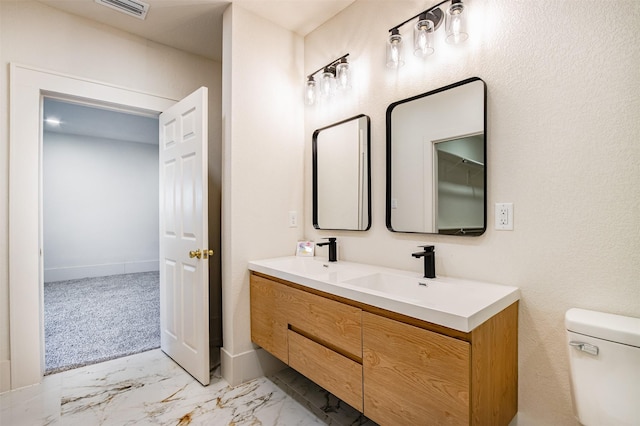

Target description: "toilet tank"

left=565, top=308, right=640, bottom=426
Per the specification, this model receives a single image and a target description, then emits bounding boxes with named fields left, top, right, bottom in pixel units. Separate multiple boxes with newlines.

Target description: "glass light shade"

left=305, top=78, right=317, bottom=106
left=414, top=19, right=435, bottom=57
left=319, top=70, right=336, bottom=98
left=386, top=31, right=404, bottom=68
left=445, top=0, right=468, bottom=44
left=335, top=61, right=351, bottom=90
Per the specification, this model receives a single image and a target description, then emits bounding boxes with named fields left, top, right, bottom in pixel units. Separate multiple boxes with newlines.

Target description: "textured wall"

left=304, top=0, right=640, bottom=424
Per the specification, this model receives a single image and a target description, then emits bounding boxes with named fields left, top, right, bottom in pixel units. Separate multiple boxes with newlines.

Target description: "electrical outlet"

left=288, top=211, right=298, bottom=228
left=495, top=203, right=514, bottom=230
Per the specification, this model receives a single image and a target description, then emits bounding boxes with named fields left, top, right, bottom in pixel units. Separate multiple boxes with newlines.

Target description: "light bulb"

left=319, top=68, right=336, bottom=98
left=414, top=16, right=435, bottom=57
left=386, top=29, right=404, bottom=68
left=305, top=77, right=316, bottom=106
left=446, top=0, right=468, bottom=44
left=335, top=60, right=351, bottom=90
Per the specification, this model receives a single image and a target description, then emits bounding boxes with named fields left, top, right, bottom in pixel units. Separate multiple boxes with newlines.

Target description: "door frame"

left=8, top=63, right=176, bottom=390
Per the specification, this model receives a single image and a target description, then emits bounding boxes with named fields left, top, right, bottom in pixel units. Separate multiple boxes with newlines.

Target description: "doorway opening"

left=10, top=64, right=216, bottom=390
left=42, top=97, right=161, bottom=374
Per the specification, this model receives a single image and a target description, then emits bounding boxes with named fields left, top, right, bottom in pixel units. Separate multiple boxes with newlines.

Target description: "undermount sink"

left=342, top=273, right=429, bottom=302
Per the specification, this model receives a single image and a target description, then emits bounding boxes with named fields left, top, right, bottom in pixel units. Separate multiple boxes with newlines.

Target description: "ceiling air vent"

left=95, top=0, right=150, bottom=20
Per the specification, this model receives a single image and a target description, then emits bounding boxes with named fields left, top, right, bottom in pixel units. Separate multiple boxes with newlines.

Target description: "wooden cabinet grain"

left=249, top=274, right=289, bottom=363
left=286, top=284, right=362, bottom=360
left=249, top=272, right=518, bottom=425
left=288, top=330, right=363, bottom=411
left=363, top=312, right=470, bottom=425
left=250, top=273, right=363, bottom=407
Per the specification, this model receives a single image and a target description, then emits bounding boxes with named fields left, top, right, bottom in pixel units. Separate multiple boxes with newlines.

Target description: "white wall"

left=221, top=4, right=304, bottom=385
left=304, top=0, right=640, bottom=424
left=43, top=132, right=159, bottom=282
left=0, top=0, right=221, bottom=392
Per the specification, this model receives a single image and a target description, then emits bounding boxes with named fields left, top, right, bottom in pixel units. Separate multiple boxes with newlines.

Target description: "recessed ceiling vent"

left=95, top=0, right=150, bottom=20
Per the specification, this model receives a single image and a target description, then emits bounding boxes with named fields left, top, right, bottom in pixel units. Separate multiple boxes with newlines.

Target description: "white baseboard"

left=44, top=260, right=159, bottom=282
left=0, top=360, right=10, bottom=394
left=220, top=347, right=287, bottom=387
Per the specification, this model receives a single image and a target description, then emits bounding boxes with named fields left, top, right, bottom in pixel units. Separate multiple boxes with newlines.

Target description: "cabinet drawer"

left=287, top=285, right=362, bottom=359
left=363, top=312, right=470, bottom=425
left=288, top=330, right=363, bottom=411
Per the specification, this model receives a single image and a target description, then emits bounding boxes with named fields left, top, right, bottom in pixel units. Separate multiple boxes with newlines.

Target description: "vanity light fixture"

left=304, top=76, right=317, bottom=106
left=386, top=29, right=404, bottom=68
left=445, top=0, right=469, bottom=44
left=386, top=0, right=468, bottom=67
left=319, top=66, right=336, bottom=99
left=335, top=57, right=351, bottom=90
left=305, top=53, right=350, bottom=106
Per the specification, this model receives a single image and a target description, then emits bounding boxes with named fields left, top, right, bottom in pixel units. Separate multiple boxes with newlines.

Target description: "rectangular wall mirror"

left=386, top=77, right=486, bottom=235
left=313, top=114, right=371, bottom=231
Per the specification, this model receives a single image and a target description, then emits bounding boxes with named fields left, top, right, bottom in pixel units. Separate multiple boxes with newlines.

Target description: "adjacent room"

left=42, top=98, right=161, bottom=374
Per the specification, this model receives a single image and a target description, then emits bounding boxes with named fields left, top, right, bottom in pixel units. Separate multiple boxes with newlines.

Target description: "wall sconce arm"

left=306, top=53, right=350, bottom=80
left=387, top=0, right=449, bottom=33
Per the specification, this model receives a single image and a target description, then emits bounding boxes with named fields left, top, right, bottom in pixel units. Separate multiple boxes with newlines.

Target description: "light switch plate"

left=495, top=203, right=514, bottom=230
left=288, top=211, right=298, bottom=228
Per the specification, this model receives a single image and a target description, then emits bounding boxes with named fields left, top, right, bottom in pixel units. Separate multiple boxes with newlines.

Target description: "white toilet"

left=565, top=308, right=640, bottom=425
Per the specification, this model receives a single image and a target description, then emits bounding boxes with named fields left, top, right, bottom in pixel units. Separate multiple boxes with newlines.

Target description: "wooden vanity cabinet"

left=249, top=273, right=364, bottom=410
left=249, top=272, right=518, bottom=425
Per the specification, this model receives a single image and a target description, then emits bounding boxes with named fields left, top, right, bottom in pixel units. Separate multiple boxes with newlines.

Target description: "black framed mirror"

left=313, top=114, right=371, bottom=231
left=386, top=77, right=486, bottom=235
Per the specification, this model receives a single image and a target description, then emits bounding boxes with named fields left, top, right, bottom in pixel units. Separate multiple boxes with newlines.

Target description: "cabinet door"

left=363, top=312, right=470, bottom=425
left=249, top=274, right=289, bottom=363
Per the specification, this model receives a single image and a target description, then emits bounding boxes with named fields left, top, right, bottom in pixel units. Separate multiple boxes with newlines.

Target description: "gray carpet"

left=44, top=271, right=160, bottom=375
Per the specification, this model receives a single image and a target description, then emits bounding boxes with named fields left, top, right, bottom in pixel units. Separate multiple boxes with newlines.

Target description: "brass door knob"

left=189, top=249, right=214, bottom=260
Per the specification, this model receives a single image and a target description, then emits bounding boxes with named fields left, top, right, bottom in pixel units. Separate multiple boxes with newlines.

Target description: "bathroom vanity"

left=248, top=256, right=520, bottom=426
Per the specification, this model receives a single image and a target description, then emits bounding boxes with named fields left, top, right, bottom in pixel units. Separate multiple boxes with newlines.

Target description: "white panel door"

left=159, top=87, right=210, bottom=385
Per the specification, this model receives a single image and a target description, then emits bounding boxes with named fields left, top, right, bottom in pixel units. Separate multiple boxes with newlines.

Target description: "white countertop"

left=248, top=256, right=520, bottom=333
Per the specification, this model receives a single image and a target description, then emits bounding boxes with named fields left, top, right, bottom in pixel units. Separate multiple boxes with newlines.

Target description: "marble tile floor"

left=0, top=349, right=375, bottom=426
left=269, top=369, right=375, bottom=426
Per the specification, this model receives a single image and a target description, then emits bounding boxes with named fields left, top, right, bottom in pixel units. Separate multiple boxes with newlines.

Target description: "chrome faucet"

left=316, top=237, right=337, bottom=262
left=412, top=245, right=435, bottom=278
